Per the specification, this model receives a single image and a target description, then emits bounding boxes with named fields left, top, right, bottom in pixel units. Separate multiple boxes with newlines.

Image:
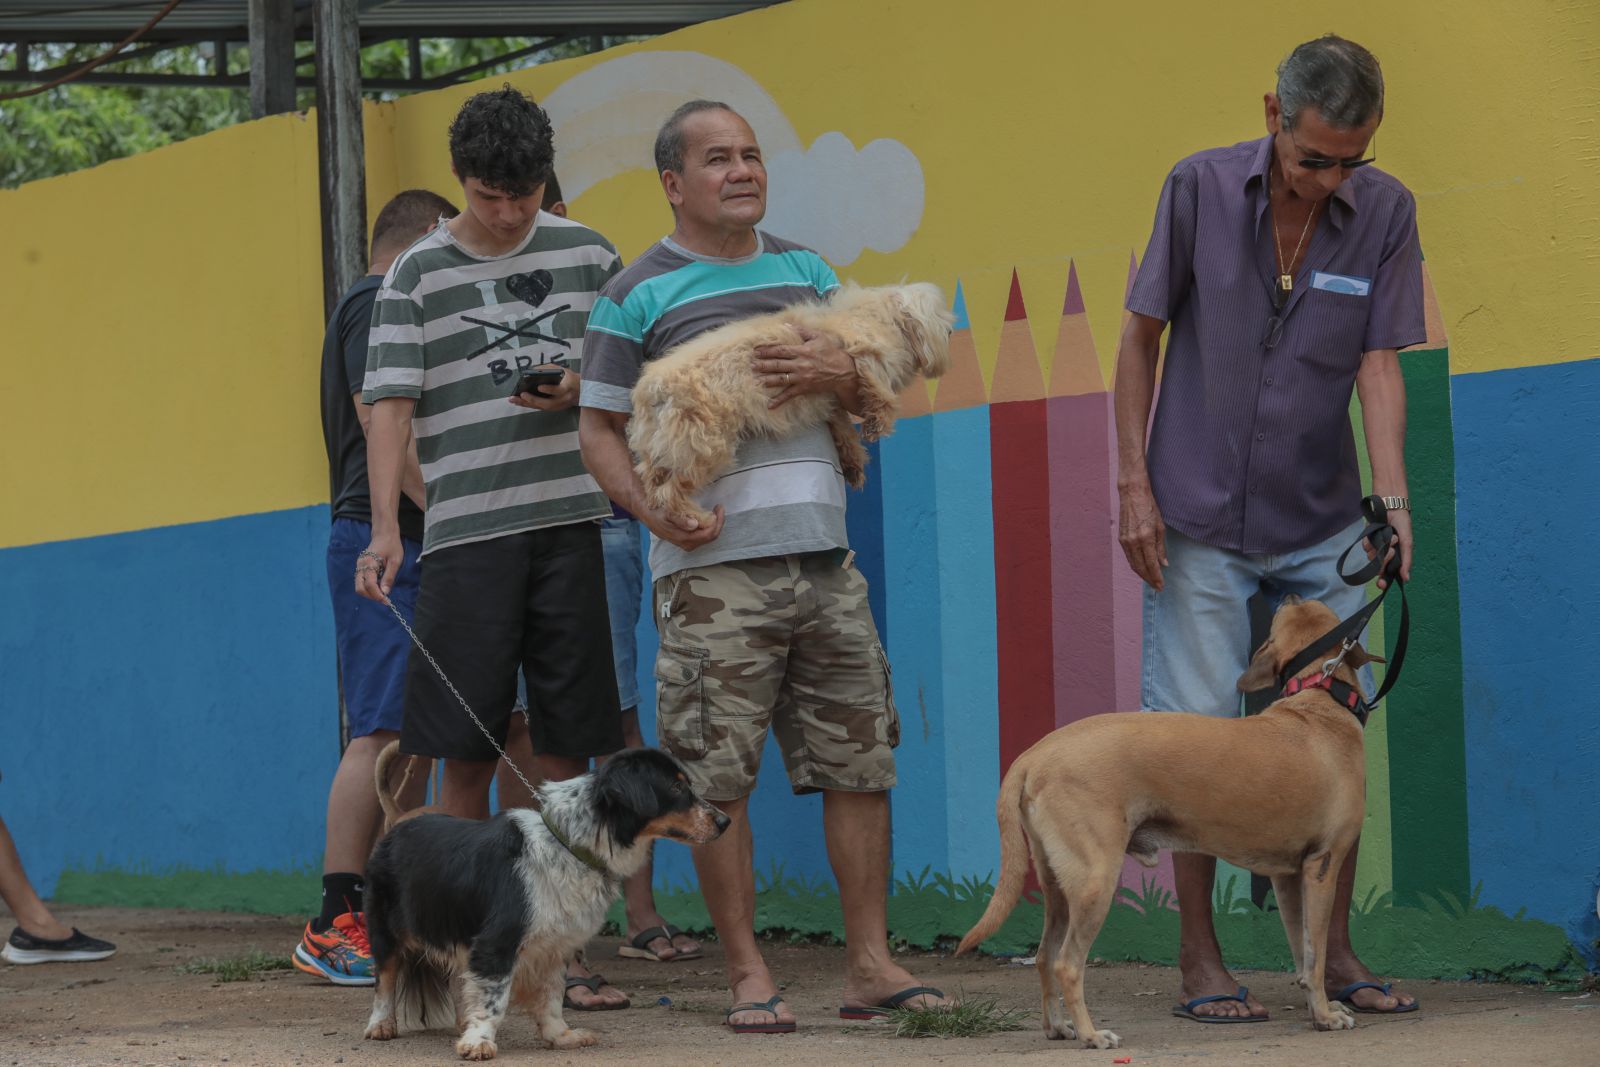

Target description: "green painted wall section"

left=1350, top=393, right=1395, bottom=904
left=1385, top=348, right=1471, bottom=904
left=55, top=867, right=321, bottom=916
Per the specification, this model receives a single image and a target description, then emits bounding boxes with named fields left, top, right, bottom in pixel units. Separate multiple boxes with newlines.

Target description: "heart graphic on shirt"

left=506, top=270, right=554, bottom=307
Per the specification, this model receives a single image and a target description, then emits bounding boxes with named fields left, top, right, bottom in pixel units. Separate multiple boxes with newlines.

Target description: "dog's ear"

left=1344, top=643, right=1386, bottom=667
left=594, top=759, right=657, bottom=849
left=1236, top=639, right=1280, bottom=692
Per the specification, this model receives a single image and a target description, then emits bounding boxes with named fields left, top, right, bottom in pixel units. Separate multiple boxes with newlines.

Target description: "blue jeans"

left=514, top=516, right=643, bottom=713
left=1142, top=520, right=1373, bottom=718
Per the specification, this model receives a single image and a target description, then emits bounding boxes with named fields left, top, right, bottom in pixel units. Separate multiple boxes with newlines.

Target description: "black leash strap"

left=1275, top=496, right=1410, bottom=713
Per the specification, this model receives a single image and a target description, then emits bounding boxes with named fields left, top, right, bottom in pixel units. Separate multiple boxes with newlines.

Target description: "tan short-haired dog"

left=957, top=596, right=1381, bottom=1049
left=627, top=281, right=953, bottom=528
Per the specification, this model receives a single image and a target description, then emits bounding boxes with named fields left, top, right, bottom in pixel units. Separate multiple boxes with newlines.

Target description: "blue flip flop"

left=1333, top=981, right=1420, bottom=1014
left=1172, top=984, right=1269, bottom=1023
left=839, top=985, right=947, bottom=1020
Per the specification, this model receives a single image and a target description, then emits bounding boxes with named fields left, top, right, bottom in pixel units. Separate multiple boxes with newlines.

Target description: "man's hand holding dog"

left=636, top=501, right=727, bottom=553
left=509, top=366, right=580, bottom=411
left=753, top=326, right=861, bottom=411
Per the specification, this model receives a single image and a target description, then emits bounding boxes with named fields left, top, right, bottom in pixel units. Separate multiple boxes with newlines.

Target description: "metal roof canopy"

left=0, top=1, right=778, bottom=43
left=0, top=0, right=785, bottom=319
left=0, top=2, right=781, bottom=91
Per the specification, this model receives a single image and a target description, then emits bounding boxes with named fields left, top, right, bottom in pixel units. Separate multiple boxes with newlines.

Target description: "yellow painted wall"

left=2, top=0, right=1595, bottom=549
left=0, top=101, right=404, bottom=550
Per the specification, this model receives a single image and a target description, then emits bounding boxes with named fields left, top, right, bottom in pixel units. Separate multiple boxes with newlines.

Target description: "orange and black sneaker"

left=292, top=912, right=374, bottom=986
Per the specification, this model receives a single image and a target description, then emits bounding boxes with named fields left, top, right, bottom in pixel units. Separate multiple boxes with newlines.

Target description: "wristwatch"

left=1379, top=495, right=1409, bottom=512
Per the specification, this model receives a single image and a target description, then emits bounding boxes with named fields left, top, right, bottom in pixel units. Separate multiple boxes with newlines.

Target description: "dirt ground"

left=1, top=905, right=1595, bottom=1067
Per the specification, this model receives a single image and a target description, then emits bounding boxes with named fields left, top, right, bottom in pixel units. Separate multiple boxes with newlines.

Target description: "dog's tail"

left=374, top=740, right=411, bottom=832
left=392, top=952, right=458, bottom=1034
left=955, top=756, right=1032, bottom=955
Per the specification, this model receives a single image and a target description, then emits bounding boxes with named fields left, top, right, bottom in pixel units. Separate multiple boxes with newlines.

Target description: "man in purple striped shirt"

left=1114, top=35, right=1422, bottom=1020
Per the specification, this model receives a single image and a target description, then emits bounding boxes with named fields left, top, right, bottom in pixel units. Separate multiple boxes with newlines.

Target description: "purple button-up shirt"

left=1126, top=136, right=1424, bottom=555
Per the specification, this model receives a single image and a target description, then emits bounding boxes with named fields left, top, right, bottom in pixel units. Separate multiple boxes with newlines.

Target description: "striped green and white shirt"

left=364, top=212, right=618, bottom=554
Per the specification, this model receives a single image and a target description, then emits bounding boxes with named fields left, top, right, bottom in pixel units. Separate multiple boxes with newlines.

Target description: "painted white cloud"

left=762, top=132, right=925, bottom=266
left=541, top=51, right=801, bottom=203
left=541, top=51, right=925, bottom=265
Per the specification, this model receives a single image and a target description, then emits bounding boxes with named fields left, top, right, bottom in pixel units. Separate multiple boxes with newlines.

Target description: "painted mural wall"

left=1, top=0, right=1595, bottom=982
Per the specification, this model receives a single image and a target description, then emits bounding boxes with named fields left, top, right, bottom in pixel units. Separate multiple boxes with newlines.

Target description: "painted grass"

left=55, top=864, right=321, bottom=915
left=603, top=866, right=1587, bottom=988
left=54, top=862, right=1587, bottom=988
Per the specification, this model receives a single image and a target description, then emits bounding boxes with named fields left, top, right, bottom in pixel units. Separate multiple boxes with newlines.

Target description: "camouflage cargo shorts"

left=652, top=551, right=899, bottom=802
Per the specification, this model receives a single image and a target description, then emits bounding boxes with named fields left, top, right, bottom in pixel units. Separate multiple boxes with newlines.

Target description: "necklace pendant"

left=1279, top=273, right=1294, bottom=292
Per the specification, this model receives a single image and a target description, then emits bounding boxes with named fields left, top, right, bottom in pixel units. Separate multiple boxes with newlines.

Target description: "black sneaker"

left=2, top=926, right=117, bottom=964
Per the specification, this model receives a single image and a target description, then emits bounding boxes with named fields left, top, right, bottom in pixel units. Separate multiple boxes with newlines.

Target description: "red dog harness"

left=1280, top=673, right=1366, bottom=724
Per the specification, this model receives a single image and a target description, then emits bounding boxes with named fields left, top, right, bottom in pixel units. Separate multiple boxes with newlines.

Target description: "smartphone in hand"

left=515, top=367, right=564, bottom=397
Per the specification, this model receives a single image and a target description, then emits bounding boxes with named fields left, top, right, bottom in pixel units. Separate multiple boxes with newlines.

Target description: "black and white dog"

left=362, top=747, right=728, bottom=1060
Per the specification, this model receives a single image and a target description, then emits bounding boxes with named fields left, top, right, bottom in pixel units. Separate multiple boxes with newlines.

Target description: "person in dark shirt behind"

left=294, top=188, right=457, bottom=987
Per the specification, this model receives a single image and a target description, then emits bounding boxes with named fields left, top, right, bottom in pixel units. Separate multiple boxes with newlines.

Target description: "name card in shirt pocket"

left=1310, top=271, right=1371, bottom=297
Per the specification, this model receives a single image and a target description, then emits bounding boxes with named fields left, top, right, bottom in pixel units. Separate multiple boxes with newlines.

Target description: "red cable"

left=0, top=0, right=185, bottom=102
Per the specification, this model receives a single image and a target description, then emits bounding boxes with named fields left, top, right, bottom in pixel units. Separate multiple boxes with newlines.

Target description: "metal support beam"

left=314, top=0, right=367, bottom=318
left=248, top=0, right=296, bottom=117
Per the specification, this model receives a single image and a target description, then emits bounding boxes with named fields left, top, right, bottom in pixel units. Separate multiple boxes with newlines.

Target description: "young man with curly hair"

left=356, top=87, right=630, bottom=1007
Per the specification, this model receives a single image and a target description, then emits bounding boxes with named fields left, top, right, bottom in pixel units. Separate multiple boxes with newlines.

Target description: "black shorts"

left=399, top=521, right=624, bottom=761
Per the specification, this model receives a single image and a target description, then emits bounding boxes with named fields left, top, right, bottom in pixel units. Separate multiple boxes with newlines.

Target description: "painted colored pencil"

left=878, top=372, right=946, bottom=875
left=1045, top=260, right=1118, bottom=728
left=988, top=271, right=1056, bottom=781
left=930, top=282, right=1001, bottom=879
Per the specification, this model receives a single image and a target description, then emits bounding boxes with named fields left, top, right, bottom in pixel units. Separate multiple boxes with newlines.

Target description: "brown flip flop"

left=725, top=994, right=796, bottom=1034
left=617, top=924, right=703, bottom=962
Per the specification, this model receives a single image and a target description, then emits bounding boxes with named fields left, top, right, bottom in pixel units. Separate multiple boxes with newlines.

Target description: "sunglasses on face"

left=1290, top=130, right=1376, bottom=170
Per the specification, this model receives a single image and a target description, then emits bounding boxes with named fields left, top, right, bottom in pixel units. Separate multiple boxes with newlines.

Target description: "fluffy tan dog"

left=627, top=281, right=953, bottom=527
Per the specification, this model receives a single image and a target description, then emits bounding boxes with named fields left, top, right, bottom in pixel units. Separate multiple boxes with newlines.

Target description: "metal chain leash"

left=379, top=595, right=541, bottom=804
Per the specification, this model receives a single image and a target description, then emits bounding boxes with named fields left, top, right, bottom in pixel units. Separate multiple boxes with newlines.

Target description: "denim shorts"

left=1141, top=520, right=1375, bottom=718
left=599, top=515, right=644, bottom=711
left=327, top=517, right=422, bottom=738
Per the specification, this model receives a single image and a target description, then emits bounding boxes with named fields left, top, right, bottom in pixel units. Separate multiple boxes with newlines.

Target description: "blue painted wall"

left=0, top=507, right=337, bottom=893
left=1453, top=356, right=1600, bottom=966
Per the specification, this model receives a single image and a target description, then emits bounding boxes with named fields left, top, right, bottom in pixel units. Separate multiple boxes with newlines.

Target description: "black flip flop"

left=725, top=993, right=796, bottom=1034
left=562, top=972, right=630, bottom=1011
left=838, top=985, right=948, bottom=1020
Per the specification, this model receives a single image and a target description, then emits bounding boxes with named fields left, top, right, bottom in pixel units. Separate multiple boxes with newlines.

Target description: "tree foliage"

left=0, top=35, right=639, bottom=189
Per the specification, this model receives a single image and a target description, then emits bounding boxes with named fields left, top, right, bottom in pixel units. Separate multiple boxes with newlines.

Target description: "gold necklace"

left=1271, top=170, right=1320, bottom=292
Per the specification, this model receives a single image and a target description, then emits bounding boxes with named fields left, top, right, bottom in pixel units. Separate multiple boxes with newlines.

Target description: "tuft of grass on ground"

left=176, top=949, right=294, bottom=982
left=887, top=995, right=1029, bottom=1039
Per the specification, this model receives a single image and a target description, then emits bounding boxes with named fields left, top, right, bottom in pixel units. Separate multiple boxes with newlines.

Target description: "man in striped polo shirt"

left=1114, top=37, right=1420, bottom=1020
left=580, top=101, right=952, bottom=1033
left=357, top=89, right=628, bottom=1006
